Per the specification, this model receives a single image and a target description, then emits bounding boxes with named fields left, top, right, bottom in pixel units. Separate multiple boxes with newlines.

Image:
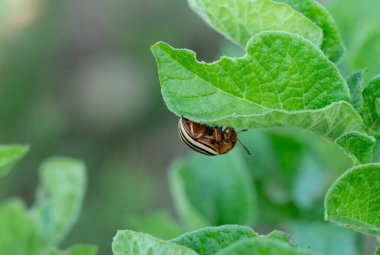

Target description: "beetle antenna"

left=238, top=139, right=252, bottom=156
left=237, top=129, right=248, bottom=134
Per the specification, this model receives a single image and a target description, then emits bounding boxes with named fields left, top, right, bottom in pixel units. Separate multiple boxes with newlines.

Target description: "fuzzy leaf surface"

left=346, top=71, right=365, bottom=112
left=170, top=225, right=257, bottom=255
left=325, top=163, right=380, bottom=236
left=0, top=145, right=28, bottom=177
left=275, top=0, right=344, bottom=62
left=335, top=132, right=375, bottom=164
left=112, top=230, right=198, bottom=255
left=362, top=75, right=380, bottom=138
left=33, top=157, right=87, bottom=245
left=152, top=32, right=362, bottom=140
left=170, top=151, right=256, bottom=229
left=214, top=238, right=318, bottom=255
left=187, top=0, right=322, bottom=47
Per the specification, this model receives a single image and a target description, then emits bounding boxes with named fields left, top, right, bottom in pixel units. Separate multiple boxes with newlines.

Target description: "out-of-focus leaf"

left=362, top=75, right=380, bottom=138
left=325, top=163, right=380, bottom=235
left=188, top=0, right=322, bottom=47
left=170, top=151, right=256, bottom=229
left=335, top=132, right=376, bottom=164
left=375, top=247, right=380, bottom=255
left=346, top=71, right=365, bottom=111
left=152, top=32, right=362, bottom=142
left=170, top=225, right=257, bottom=255
left=286, top=221, right=358, bottom=255
left=112, top=230, right=198, bottom=255
left=0, top=199, right=44, bottom=255
left=0, top=145, right=28, bottom=177
left=126, top=211, right=183, bottom=240
left=214, top=238, right=318, bottom=255
left=48, top=245, right=97, bottom=255
left=32, top=157, right=87, bottom=245
left=275, top=0, right=345, bottom=62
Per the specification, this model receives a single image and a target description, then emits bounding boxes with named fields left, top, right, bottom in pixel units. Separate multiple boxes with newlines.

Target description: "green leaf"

left=170, top=225, right=258, bottom=255
left=126, top=211, right=183, bottom=240
left=325, top=163, right=380, bottom=236
left=0, top=199, right=44, bottom=255
left=48, top=245, right=97, bottom=255
left=32, top=157, right=87, bottom=245
left=362, top=75, right=380, bottom=138
left=214, top=238, right=318, bottom=255
left=170, top=151, right=256, bottom=229
left=187, top=0, right=322, bottom=47
left=0, top=145, right=28, bottom=177
left=286, top=221, right=358, bottom=255
left=112, top=230, right=198, bottom=255
left=274, top=0, right=345, bottom=62
left=346, top=71, right=365, bottom=111
left=335, top=132, right=376, bottom=164
left=152, top=32, right=361, bottom=141
left=265, top=230, right=291, bottom=243
left=376, top=247, right=380, bottom=255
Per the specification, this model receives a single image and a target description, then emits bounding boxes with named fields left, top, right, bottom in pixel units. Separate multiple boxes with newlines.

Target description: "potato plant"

left=1, top=0, right=380, bottom=254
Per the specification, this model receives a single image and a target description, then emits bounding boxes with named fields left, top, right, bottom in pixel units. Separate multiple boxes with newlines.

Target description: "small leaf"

left=335, top=131, right=376, bottom=164
left=215, top=238, right=318, bottom=255
left=170, top=225, right=257, bottom=255
left=274, top=0, right=345, bottom=62
left=187, top=0, right=322, bottom=47
left=265, top=230, right=291, bottom=243
left=48, top=245, right=97, bottom=255
left=32, top=157, right=87, bottom=245
left=126, top=211, right=183, bottom=240
left=0, top=199, right=44, bottom=255
left=346, top=71, right=365, bottom=111
left=170, top=151, right=256, bottom=229
left=152, top=32, right=359, bottom=141
left=0, top=145, right=28, bottom=177
left=362, top=75, right=380, bottom=138
left=112, top=230, right=198, bottom=255
left=325, top=163, right=380, bottom=236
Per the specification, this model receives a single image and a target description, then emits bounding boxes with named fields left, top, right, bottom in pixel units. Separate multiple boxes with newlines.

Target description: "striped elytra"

left=178, top=117, right=241, bottom=156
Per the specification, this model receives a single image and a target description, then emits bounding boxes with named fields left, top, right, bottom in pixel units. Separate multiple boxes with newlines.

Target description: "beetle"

left=178, top=117, right=251, bottom=156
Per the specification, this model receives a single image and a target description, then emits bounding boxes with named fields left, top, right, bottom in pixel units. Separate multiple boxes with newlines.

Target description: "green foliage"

left=0, top=154, right=94, bottom=255
left=187, top=0, right=322, bottom=47
left=0, top=145, right=28, bottom=177
left=335, top=132, right=375, bottom=164
left=170, top=225, right=258, bottom=255
left=274, top=0, right=345, bottom=62
left=170, top=152, right=256, bottom=229
left=112, top=230, right=198, bottom=255
left=362, top=75, right=380, bottom=139
left=346, top=71, right=365, bottom=112
left=32, top=157, right=87, bottom=245
left=325, top=164, right=380, bottom=236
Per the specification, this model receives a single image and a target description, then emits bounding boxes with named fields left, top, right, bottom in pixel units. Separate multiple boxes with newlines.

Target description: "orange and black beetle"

left=178, top=117, right=250, bottom=156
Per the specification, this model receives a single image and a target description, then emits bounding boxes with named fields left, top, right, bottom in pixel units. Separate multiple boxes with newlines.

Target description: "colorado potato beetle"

left=178, top=117, right=251, bottom=156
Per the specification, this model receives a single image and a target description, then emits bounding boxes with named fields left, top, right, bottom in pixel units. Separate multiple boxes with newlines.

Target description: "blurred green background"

left=0, top=0, right=379, bottom=254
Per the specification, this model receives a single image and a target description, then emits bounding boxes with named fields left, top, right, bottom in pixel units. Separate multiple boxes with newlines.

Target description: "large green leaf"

left=32, top=157, right=87, bottom=245
left=112, top=230, right=198, bottom=255
left=362, top=75, right=380, bottom=138
left=187, top=0, right=322, bottom=47
left=170, top=151, right=256, bottom=229
left=152, top=32, right=362, bottom=141
left=0, top=145, right=28, bottom=177
left=275, top=0, right=344, bottom=62
left=325, top=163, right=380, bottom=235
left=170, top=225, right=257, bottom=255
left=0, top=199, right=44, bottom=255
left=214, top=238, right=318, bottom=255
